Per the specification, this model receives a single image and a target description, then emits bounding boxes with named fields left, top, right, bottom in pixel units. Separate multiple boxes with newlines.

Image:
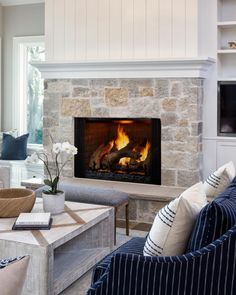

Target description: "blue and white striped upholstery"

left=187, top=177, right=236, bottom=252
left=88, top=224, right=236, bottom=295
left=92, top=237, right=144, bottom=284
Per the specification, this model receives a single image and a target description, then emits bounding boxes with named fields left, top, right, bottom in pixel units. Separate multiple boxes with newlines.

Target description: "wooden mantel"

left=32, top=57, right=215, bottom=79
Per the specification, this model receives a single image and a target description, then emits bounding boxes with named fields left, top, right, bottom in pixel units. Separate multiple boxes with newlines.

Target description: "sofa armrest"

left=88, top=225, right=236, bottom=295
left=0, top=166, right=10, bottom=188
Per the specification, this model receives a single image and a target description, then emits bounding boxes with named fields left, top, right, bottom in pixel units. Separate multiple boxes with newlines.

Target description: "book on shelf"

left=12, top=213, right=52, bottom=230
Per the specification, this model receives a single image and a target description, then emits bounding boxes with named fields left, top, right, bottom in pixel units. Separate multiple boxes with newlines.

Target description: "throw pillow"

left=143, top=182, right=207, bottom=257
left=0, top=130, right=18, bottom=156
left=0, top=256, right=29, bottom=295
left=187, top=177, right=236, bottom=252
left=203, top=161, right=235, bottom=198
left=1, top=133, right=29, bottom=160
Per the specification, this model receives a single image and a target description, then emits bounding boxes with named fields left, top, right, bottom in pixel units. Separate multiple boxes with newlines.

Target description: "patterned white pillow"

left=204, top=161, right=235, bottom=199
left=0, top=130, right=18, bottom=156
left=143, top=182, right=207, bottom=257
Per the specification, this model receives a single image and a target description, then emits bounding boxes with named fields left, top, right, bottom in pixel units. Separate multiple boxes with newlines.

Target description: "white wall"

left=45, top=0, right=205, bottom=62
left=2, top=3, right=44, bottom=131
left=0, top=5, right=2, bottom=130
left=0, top=5, right=2, bottom=32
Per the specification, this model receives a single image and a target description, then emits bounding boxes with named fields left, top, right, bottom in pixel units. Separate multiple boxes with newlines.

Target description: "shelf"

left=217, top=21, right=236, bottom=28
left=218, top=78, right=236, bottom=81
left=54, top=247, right=110, bottom=294
left=218, top=49, right=236, bottom=54
left=32, top=57, right=215, bottom=79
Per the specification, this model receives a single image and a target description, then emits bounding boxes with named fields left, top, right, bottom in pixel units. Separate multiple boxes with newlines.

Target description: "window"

left=13, top=36, right=45, bottom=145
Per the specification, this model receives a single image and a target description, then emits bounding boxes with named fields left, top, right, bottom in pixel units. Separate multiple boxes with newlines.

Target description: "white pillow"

left=203, top=161, right=235, bottom=198
left=143, top=182, right=207, bottom=257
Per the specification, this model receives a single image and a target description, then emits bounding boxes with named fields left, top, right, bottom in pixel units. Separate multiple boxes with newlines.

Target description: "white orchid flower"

left=61, top=142, right=72, bottom=154
left=61, top=142, right=77, bottom=155
left=70, top=146, right=78, bottom=155
left=53, top=143, right=62, bottom=154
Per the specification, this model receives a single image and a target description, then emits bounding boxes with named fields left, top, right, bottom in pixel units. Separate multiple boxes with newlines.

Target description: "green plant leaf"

left=52, top=176, right=59, bottom=187
left=44, top=179, right=52, bottom=187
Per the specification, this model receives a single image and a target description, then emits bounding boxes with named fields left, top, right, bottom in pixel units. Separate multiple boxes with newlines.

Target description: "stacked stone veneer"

left=43, top=78, right=204, bottom=187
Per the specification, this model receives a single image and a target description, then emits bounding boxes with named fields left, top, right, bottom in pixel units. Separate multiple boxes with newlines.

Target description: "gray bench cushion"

left=35, top=182, right=129, bottom=207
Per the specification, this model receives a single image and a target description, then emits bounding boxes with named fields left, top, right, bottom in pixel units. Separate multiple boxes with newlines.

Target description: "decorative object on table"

left=12, top=212, right=52, bottom=230
left=0, top=133, right=29, bottom=160
left=0, top=188, right=35, bottom=218
left=0, top=256, right=30, bottom=295
left=228, top=41, right=236, bottom=49
left=26, top=140, right=78, bottom=214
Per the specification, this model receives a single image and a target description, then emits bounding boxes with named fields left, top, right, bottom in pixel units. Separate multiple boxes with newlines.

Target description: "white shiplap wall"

left=45, top=0, right=201, bottom=61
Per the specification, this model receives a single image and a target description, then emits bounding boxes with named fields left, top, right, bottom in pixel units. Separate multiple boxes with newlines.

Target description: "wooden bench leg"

left=125, top=203, right=129, bottom=236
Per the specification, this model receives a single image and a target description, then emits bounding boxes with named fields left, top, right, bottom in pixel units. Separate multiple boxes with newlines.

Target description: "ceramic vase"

left=42, top=191, right=65, bottom=215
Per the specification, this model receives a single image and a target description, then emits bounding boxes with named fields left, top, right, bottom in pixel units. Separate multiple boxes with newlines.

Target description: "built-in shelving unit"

left=217, top=21, right=236, bottom=28
left=217, top=0, right=236, bottom=80
left=216, top=1, right=236, bottom=145
left=218, top=49, right=236, bottom=53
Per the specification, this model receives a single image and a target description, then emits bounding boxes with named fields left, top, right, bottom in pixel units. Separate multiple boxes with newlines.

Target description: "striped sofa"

left=87, top=224, right=236, bottom=295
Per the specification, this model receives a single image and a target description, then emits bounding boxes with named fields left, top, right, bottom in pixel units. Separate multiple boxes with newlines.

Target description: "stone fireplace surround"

left=44, top=77, right=203, bottom=187
left=43, top=77, right=203, bottom=223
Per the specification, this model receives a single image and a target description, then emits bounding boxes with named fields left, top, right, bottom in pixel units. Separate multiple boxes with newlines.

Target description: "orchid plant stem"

left=27, top=138, right=78, bottom=195
left=37, top=154, right=53, bottom=185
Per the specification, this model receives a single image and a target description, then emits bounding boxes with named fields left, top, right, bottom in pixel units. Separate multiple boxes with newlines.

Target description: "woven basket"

left=0, top=188, right=36, bottom=218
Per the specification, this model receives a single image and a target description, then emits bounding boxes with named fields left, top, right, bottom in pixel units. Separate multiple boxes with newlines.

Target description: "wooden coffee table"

left=0, top=198, right=114, bottom=295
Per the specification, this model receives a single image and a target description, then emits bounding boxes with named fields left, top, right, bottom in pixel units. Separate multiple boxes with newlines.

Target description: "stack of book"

left=12, top=213, right=52, bottom=230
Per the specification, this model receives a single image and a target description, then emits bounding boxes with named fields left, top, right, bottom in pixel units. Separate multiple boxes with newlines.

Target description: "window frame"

left=12, top=35, right=45, bottom=148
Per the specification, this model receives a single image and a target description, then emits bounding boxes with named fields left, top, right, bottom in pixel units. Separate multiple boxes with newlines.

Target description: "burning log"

left=101, top=142, right=140, bottom=169
left=128, top=151, right=151, bottom=173
left=88, top=124, right=152, bottom=176
left=143, top=153, right=151, bottom=173
left=89, top=142, right=113, bottom=170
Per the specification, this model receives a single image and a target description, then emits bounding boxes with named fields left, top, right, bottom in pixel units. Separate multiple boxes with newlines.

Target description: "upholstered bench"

left=35, top=182, right=129, bottom=244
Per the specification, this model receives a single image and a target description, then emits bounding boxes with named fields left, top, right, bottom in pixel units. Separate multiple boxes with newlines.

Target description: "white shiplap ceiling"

left=0, top=0, right=44, bottom=6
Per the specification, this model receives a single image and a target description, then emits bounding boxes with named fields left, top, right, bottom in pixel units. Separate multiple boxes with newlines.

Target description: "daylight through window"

left=13, top=36, right=45, bottom=145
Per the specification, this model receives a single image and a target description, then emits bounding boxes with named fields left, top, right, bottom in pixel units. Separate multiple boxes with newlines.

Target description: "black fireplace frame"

left=74, top=118, right=161, bottom=185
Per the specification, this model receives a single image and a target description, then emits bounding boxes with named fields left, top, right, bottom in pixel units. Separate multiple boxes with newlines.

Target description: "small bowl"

left=228, top=42, right=236, bottom=49
left=0, top=188, right=36, bottom=218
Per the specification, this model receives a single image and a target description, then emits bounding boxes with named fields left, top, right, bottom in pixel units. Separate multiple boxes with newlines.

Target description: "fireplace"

left=74, top=118, right=161, bottom=184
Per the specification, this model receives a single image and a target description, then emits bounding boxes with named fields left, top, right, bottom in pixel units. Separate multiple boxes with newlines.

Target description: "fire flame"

left=114, top=125, right=130, bottom=165
left=139, top=141, right=151, bottom=162
left=115, top=125, right=130, bottom=150
left=113, top=125, right=151, bottom=166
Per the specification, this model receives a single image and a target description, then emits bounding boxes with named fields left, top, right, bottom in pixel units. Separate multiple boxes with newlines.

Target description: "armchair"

left=88, top=224, right=236, bottom=295
left=0, top=166, right=10, bottom=188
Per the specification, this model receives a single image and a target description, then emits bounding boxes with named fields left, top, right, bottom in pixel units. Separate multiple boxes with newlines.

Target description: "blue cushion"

left=187, top=177, right=236, bottom=252
left=0, top=133, right=29, bottom=160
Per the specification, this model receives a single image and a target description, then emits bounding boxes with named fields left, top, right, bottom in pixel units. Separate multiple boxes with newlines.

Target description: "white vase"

left=42, top=191, right=65, bottom=215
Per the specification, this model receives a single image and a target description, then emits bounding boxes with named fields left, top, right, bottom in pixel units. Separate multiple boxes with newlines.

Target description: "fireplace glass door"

left=74, top=118, right=161, bottom=184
